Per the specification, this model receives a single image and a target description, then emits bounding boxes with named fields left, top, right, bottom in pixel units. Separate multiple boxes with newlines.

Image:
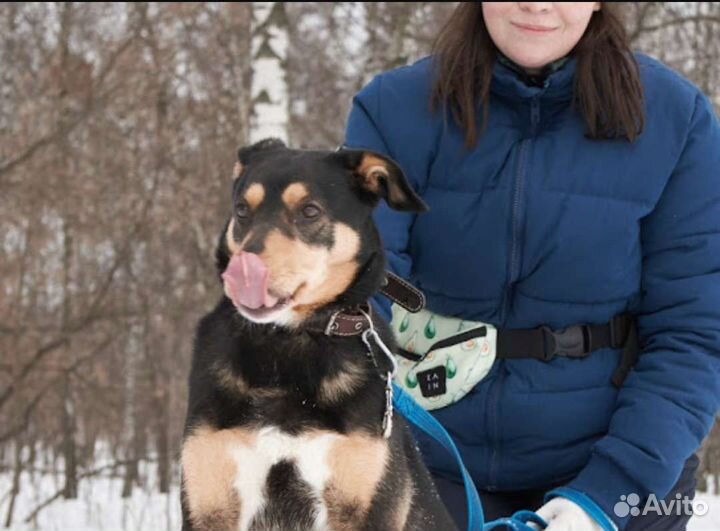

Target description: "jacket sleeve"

left=343, top=75, right=420, bottom=321
left=566, top=92, right=720, bottom=529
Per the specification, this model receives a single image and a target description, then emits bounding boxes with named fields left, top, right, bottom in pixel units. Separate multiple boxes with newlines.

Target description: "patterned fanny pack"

left=390, top=303, right=498, bottom=411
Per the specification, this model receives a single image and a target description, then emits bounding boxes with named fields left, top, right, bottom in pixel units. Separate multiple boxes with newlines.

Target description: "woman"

left=344, top=3, right=720, bottom=531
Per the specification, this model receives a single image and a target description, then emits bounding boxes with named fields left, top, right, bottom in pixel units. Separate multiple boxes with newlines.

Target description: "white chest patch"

left=230, top=427, right=337, bottom=531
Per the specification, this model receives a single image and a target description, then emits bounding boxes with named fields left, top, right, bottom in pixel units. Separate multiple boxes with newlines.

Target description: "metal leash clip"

left=378, top=372, right=393, bottom=438
left=359, top=310, right=398, bottom=439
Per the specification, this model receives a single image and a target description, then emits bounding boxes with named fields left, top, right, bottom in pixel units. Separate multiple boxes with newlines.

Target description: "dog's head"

left=215, top=138, right=427, bottom=327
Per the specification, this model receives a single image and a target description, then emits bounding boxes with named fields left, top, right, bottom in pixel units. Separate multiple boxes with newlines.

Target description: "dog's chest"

left=233, top=428, right=336, bottom=530
left=182, top=425, right=389, bottom=531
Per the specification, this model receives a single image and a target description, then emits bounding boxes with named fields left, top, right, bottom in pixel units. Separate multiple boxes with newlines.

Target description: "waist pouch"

left=390, top=303, right=640, bottom=411
left=391, top=304, right=497, bottom=410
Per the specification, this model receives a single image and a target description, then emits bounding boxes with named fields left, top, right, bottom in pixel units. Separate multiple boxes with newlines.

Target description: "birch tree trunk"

left=250, top=2, right=289, bottom=143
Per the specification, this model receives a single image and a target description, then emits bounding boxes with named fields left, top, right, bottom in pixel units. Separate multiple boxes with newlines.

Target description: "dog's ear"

left=336, top=148, right=428, bottom=213
left=234, top=138, right=287, bottom=180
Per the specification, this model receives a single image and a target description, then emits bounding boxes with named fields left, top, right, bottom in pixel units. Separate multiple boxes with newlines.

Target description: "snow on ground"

left=0, top=466, right=181, bottom=531
left=691, top=492, right=720, bottom=531
left=1, top=469, right=719, bottom=530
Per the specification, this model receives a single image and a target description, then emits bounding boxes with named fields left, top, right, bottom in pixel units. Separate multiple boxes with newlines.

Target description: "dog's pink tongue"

left=222, top=252, right=279, bottom=310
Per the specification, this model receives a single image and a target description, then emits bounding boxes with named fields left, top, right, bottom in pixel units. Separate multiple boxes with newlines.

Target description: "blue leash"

left=361, top=324, right=610, bottom=531
left=392, top=383, right=548, bottom=531
left=359, top=321, right=545, bottom=530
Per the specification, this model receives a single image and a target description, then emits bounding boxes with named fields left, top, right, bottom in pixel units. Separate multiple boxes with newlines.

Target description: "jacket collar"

left=491, top=53, right=577, bottom=101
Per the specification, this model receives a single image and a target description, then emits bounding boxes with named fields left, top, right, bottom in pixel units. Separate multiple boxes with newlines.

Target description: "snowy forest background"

left=1, top=2, right=720, bottom=530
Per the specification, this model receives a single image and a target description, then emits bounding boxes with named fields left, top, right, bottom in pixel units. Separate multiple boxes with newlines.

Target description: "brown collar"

left=305, top=272, right=425, bottom=337
left=306, top=304, right=373, bottom=337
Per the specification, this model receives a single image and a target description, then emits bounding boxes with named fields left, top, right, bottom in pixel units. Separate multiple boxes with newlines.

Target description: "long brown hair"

left=431, top=3, right=644, bottom=148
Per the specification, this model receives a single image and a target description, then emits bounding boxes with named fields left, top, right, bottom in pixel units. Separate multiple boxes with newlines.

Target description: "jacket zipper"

left=530, top=97, right=541, bottom=133
left=498, top=96, right=540, bottom=326
left=488, top=96, right=540, bottom=488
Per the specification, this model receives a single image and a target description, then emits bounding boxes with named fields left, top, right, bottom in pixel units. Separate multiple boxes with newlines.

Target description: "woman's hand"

left=531, top=497, right=604, bottom=531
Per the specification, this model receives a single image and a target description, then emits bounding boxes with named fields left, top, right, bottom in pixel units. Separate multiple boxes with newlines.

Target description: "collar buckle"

left=320, top=304, right=373, bottom=337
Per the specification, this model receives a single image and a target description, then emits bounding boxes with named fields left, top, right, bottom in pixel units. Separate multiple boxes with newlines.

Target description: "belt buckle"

left=540, top=325, right=587, bottom=360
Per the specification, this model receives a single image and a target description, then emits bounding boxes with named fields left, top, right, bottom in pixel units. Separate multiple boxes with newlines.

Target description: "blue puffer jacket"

left=344, top=53, right=720, bottom=529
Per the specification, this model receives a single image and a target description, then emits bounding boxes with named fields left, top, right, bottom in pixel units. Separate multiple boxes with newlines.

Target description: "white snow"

left=1, top=466, right=719, bottom=531
left=0, top=465, right=181, bottom=531
left=690, top=492, right=720, bottom=530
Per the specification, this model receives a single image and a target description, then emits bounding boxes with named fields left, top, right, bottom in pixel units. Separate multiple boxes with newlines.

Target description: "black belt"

left=498, top=313, right=640, bottom=387
left=397, top=314, right=640, bottom=388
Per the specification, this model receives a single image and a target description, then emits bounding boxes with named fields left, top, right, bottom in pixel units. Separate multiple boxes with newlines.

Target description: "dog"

left=180, top=138, right=458, bottom=531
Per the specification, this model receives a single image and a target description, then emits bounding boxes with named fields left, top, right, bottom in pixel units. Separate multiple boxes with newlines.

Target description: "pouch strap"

left=396, top=326, right=489, bottom=362
left=496, top=314, right=637, bottom=366
left=394, top=311, right=639, bottom=387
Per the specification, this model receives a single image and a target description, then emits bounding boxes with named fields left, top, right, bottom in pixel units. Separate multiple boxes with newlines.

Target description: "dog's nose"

left=242, top=235, right=265, bottom=255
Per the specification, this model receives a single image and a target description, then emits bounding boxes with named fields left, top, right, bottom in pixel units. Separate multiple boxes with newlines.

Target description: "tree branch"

left=22, top=459, right=150, bottom=524
left=633, top=14, right=720, bottom=38
left=0, top=23, right=142, bottom=183
left=0, top=335, right=114, bottom=443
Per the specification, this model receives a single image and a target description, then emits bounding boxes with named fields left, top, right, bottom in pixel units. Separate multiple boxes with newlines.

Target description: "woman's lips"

left=511, top=22, right=558, bottom=34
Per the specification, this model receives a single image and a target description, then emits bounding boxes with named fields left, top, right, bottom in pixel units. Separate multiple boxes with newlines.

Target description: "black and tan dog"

left=180, top=139, right=457, bottom=531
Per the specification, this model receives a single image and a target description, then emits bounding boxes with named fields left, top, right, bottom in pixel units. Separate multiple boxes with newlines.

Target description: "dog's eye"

left=236, top=203, right=250, bottom=218
left=301, top=204, right=322, bottom=220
